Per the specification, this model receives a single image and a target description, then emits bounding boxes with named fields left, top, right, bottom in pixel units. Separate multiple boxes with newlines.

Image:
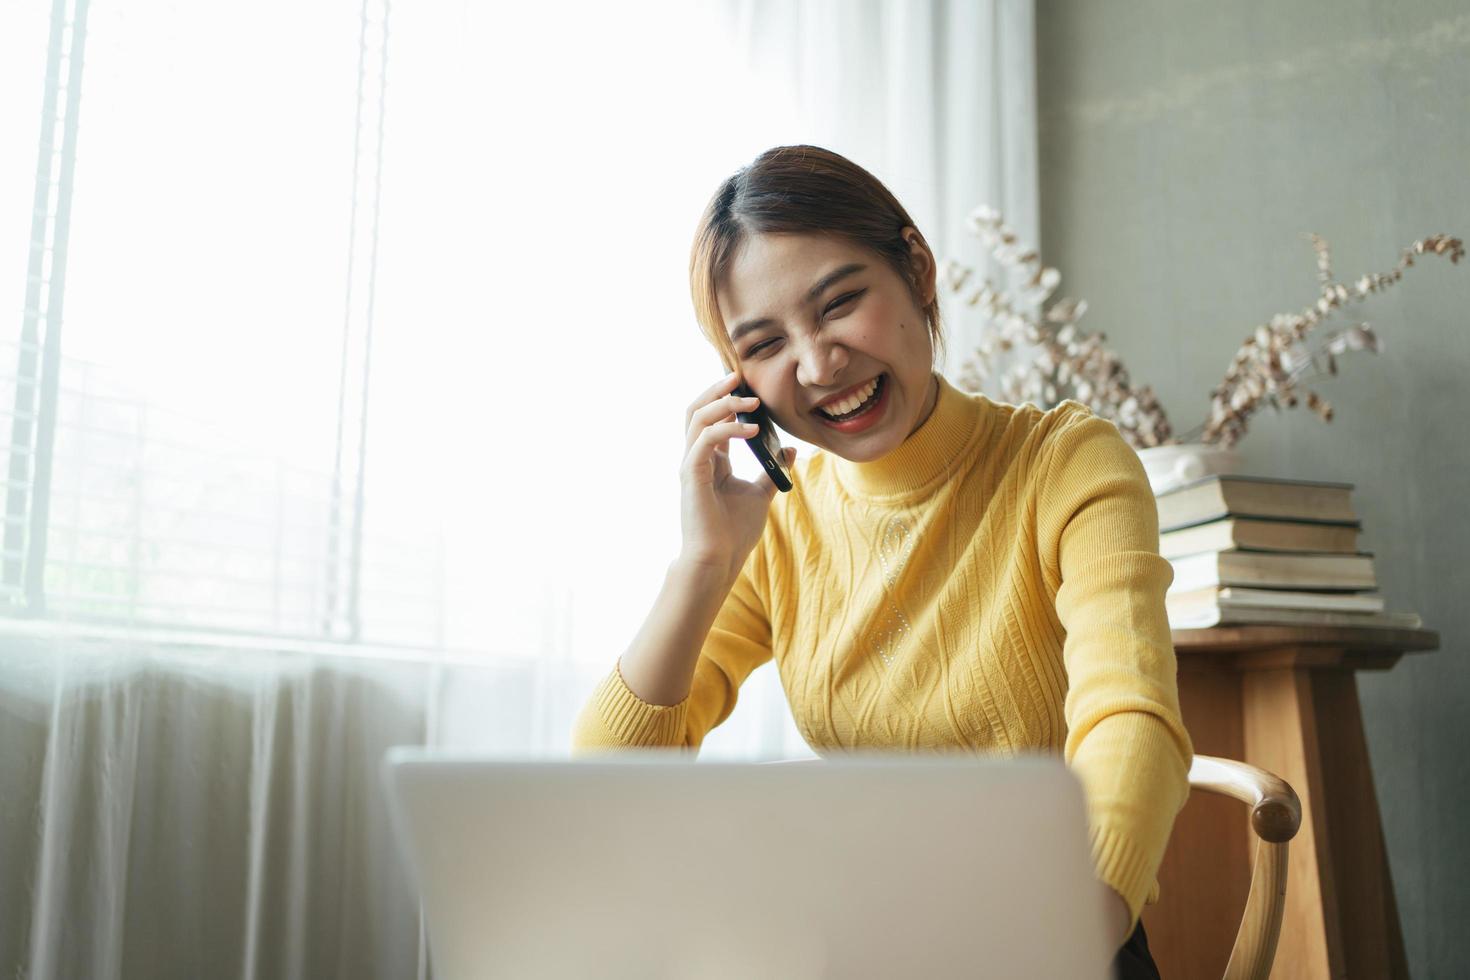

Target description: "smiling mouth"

left=814, top=374, right=885, bottom=422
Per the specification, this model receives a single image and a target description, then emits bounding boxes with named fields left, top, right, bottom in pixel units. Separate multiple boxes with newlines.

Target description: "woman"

left=571, top=145, right=1191, bottom=978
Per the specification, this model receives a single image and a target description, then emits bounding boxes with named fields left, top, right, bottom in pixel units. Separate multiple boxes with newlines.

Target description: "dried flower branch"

left=946, top=207, right=1463, bottom=450
left=945, top=207, right=1174, bottom=448
left=1199, top=232, right=1464, bottom=446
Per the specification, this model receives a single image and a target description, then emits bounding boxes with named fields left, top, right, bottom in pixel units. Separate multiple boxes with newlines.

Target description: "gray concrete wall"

left=1035, top=3, right=1469, bottom=974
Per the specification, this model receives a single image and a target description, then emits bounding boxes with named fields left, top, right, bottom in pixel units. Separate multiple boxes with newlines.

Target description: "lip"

left=811, top=374, right=883, bottom=412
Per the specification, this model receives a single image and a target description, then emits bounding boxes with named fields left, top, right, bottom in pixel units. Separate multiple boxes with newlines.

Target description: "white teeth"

left=820, top=377, right=879, bottom=418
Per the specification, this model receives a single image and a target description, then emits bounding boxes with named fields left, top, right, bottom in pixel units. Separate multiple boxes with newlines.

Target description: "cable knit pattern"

left=571, top=375, right=1194, bottom=924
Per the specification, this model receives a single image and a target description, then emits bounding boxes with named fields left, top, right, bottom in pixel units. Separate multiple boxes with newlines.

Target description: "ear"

left=901, top=226, right=938, bottom=306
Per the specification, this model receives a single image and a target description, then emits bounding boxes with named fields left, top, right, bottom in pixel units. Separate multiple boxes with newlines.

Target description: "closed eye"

left=825, top=289, right=865, bottom=315
left=743, top=338, right=780, bottom=359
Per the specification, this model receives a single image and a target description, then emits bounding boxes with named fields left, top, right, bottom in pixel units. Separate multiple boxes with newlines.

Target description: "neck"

left=906, top=372, right=941, bottom=439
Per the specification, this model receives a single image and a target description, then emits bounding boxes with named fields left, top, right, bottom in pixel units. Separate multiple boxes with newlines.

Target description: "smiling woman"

left=714, top=232, right=938, bottom=460
left=690, top=147, right=944, bottom=365
left=573, top=144, right=1190, bottom=977
left=686, top=148, right=951, bottom=466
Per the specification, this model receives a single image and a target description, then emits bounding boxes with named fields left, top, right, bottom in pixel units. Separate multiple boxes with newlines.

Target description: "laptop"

left=381, top=749, right=1113, bottom=979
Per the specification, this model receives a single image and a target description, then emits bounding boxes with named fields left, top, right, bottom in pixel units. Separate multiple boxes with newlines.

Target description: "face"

left=717, top=231, right=939, bottom=462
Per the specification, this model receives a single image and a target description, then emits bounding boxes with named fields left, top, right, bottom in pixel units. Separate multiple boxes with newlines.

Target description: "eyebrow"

left=728, top=262, right=868, bottom=345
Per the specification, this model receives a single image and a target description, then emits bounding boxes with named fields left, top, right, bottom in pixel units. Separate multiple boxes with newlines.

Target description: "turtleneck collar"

left=832, top=373, right=990, bottom=500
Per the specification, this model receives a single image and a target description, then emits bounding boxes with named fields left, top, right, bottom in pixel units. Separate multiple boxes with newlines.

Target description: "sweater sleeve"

left=569, top=541, right=774, bottom=756
left=1037, top=409, right=1194, bottom=928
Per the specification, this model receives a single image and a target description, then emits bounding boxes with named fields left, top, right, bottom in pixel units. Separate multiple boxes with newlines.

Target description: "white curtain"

left=0, top=2, right=1036, bottom=977
left=0, top=623, right=620, bottom=978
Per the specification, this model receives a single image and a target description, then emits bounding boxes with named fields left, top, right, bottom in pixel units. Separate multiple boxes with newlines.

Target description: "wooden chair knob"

left=1189, top=754, right=1302, bottom=843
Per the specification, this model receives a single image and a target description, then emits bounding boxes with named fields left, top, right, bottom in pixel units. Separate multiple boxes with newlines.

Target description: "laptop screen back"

left=382, top=750, right=1112, bottom=980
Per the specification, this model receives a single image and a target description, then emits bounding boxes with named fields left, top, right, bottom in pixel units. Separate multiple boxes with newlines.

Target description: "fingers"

left=684, top=371, right=743, bottom=431
left=695, top=419, right=757, bottom=455
left=682, top=419, right=758, bottom=481
left=686, top=392, right=760, bottom=451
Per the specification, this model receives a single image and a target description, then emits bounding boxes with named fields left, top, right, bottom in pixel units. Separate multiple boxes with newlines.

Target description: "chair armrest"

left=1188, top=754, right=1301, bottom=843
left=1187, top=755, right=1302, bottom=980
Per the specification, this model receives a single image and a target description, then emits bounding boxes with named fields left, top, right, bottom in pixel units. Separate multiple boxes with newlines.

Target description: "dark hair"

left=688, top=144, right=943, bottom=369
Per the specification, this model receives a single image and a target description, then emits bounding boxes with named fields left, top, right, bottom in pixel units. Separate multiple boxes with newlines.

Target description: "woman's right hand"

left=678, top=371, right=795, bottom=584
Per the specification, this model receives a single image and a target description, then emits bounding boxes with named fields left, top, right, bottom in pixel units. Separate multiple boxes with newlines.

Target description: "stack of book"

left=1155, top=474, right=1422, bottom=630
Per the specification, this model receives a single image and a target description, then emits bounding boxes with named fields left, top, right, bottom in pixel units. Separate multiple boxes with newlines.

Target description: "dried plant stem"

left=946, top=209, right=1463, bottom=451
left=1201, top=233, right=1464, bottom=446
left=945, top=208, right=1175, bottom=448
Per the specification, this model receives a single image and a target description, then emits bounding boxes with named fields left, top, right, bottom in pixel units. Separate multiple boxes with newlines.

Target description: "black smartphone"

left=732, top=382, right=793, bottom=492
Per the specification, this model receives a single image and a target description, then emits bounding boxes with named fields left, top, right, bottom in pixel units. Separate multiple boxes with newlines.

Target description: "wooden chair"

left=1184, top=755, right=1302, bottom=980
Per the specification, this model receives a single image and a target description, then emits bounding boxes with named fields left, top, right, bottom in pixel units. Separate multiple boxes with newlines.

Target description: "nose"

left=794, top=334, right=849, bottom=389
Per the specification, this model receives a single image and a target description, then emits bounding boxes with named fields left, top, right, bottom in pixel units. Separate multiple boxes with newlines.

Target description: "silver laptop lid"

left=383, top=749, right=1112, bottom=980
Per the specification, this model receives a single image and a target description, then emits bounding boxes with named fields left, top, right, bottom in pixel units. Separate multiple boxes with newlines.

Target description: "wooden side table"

left=1141, top=626, right=1440, bottom=980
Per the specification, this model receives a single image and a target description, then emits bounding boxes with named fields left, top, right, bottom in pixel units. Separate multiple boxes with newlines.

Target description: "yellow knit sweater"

left=570, top=374, right=1193, bottom=923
